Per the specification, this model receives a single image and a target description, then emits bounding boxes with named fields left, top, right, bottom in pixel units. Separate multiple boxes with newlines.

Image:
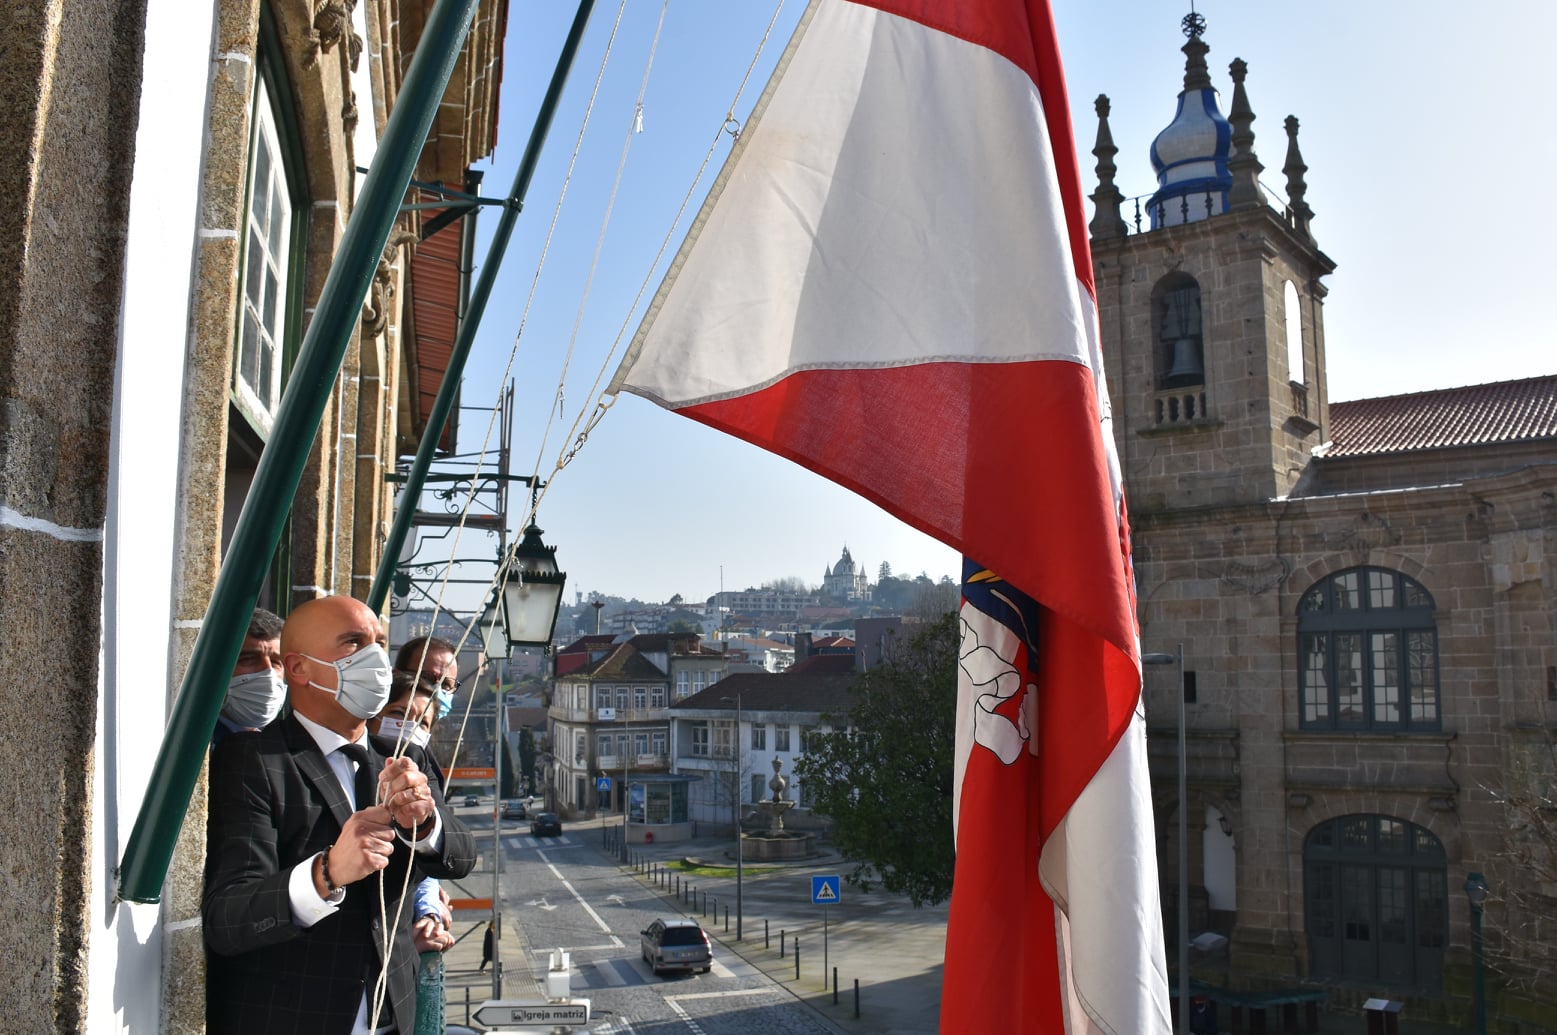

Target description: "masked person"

left=214, top=608, right=286, bottom=744
left=370, top=673, right=454, bottom=956
left=204, top=595, right=475, bottom=1035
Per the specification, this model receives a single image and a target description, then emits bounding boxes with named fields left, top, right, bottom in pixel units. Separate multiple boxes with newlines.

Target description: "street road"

left=496, top=823, right=842, bottom=1034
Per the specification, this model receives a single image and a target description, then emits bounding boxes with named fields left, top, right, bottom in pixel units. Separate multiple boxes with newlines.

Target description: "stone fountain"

left=739, top=758, right=816, bottom=861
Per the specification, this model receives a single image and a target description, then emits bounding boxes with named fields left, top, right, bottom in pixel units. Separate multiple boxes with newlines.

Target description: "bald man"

left=203, top=595, right=475, bottom=1035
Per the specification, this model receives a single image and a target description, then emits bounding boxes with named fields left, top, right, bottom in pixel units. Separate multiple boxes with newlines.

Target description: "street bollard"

left=723, top=905, right=729, bottom=932
left=675, top=874, right=680, bottom=897
left=780, top=929, right=785, bottom=956
left=833, top=967, right=838, bottom=1004
left=765, top=919, right=770, bottom=949
left=854, top=979, right=860, bottom=1019
left=795, top=938, right=800, bottom=980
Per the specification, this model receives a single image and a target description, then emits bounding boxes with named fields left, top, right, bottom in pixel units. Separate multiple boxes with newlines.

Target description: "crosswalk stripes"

left=569, top=955, right=738, bottom=990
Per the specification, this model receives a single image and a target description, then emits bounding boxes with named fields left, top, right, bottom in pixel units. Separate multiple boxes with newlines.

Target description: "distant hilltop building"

left=821, top=545, right=872, bottom=602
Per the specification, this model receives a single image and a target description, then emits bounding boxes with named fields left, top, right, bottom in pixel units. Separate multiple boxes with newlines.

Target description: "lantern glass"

left=503, top=524, right=566, bottom=648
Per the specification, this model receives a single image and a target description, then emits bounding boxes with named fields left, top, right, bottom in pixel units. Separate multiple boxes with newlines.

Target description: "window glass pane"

left=1408, top=631, right=1438, bottom=724
left=1378, top=867, right=1409, bottom=945
left=262, top=264, right=279, bottom=330
left=751, top=725, right=766, bottom=750
left=651, top=687, right=665, bottom=708
left=1403, top=578, right=1432, bottom=609
left=267, top=181, right=286, bottom=252
left=651, top=732, right=666, bottom=756
left=596, top=687, right=611, bottom=709
left=1332, top=571, right=1361, bottom=611
left=245, top=228, right=265, bottom=306
left=258, top=334, right=274, bottom=408
left=1300, top=584, right=1327, bottom=613
left=1308, top=863, right=1336, bottom=936
left=616, top=688, right=629, bottom=710
left=1302, top=634, right=1329, bottom=724
left=1377, top=819, right=1407, bottom=855
left=634, top=686, right=647, bottom=710
left=634, top=733, right=648, bottom=755
left=1415, top=871, right=1446, bottom=948
left=597, top=734, right=611, bottom=755
left=1413, top=826, right=1444, bottom=859
left=1371, top=632, right=1400, bottom=724
left=1335, top=634, right=1364, bottom=724
left=1368, top=570, right=1397, bottom=610
left=1341, top=865, right=1372, bottom=942
left=1340, top=817, right=1371, bottom=852
left=252, top=144, right=271, bottom=228
left=240, top=312, right=260, bottom=388
left=775, top=727, right=791, bottom=751
left=1309, top=820, right=1334, bottom=849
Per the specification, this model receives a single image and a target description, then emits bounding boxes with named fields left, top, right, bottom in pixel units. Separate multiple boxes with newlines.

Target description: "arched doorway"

left=1304, top=814, right=1446, bottom=988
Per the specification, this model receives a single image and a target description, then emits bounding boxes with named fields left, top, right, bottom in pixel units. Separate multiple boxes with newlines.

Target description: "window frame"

left=232, top=51, right=305, bottom=439
left=1297, top=567, right=1440, bottom=731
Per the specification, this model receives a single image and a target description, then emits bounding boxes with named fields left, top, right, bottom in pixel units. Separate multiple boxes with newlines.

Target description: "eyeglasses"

left=395, top=667, right=461, bottom=694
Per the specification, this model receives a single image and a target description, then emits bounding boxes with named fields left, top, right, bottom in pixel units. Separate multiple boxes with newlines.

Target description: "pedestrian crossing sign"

left=811, top=875, right=841, bottom=904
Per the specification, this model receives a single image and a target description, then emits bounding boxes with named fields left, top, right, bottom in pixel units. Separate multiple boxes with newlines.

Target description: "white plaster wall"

left=89, top=1, right=216, bottom=1030
left=1203, top=804, right=1237, bottom=911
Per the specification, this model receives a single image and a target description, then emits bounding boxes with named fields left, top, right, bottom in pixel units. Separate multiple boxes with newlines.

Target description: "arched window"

left=1305, top=815, right=1446, bottom=988
left=1284, top=280, right=1304, bottom=384
left=1154, top=273, right=1205, bottom=390
left=1298, top=567, right=1439, bottom=730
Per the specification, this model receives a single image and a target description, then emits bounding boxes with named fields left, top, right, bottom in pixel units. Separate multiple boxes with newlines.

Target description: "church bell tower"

left=1089, top=11, right=1336, bottom=515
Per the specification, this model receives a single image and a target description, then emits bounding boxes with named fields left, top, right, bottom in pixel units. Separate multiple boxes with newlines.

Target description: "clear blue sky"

left=439, top=0, right=1552, bottom=609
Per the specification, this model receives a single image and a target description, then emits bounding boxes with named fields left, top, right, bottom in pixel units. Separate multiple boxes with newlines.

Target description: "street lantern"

left=502, top=523, right=567, bottom=649
left=480, top=592, right=511, bottom=661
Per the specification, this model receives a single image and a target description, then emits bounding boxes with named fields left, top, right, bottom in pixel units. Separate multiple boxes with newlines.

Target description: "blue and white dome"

left=1147, top=17, right=1231, bottom=228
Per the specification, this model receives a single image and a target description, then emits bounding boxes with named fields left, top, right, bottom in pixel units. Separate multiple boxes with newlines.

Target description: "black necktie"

left=339, top=742, right=375, bottom=811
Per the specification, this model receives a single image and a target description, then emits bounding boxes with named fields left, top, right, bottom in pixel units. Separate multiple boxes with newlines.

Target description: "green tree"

left=796, top=612, right=958, bottom=906
left=878, top=560, right=893, bottom=581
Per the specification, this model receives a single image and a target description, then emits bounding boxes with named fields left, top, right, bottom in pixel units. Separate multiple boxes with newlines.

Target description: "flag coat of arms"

left=610, top=1, right=1170, bottom=1030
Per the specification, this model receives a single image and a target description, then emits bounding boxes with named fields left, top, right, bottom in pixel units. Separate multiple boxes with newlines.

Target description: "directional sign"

left=812, top=875, right=841, bottom=905
left=471, top=1000, right=591, bottom=1027
left=596, top=776, right=612, bottom=791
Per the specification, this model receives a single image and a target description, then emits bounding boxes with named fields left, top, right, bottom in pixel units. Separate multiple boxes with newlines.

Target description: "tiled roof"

left=674, top=653, right=857, bottom=715
left=1327, top=374, right=1557, bottom=458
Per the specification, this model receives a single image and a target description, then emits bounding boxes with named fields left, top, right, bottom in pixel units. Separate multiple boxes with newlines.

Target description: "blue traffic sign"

left=596, top=776, right=612, bottom=791
left=811, top=875, right=841, bottom=905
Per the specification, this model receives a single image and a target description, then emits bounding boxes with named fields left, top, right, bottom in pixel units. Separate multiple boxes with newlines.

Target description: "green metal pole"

left=367, top=0, right=599, bottom=614
left=117, top=0, right=482, bottom=904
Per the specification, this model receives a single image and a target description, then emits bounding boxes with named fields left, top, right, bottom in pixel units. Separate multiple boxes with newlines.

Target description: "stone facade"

left=1094, top=28, right=1557, bottom=1031
left=0, top=1, right=507, bottom=1031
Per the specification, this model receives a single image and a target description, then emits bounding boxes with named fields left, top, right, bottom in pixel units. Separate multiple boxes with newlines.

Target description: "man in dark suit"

left=204, top=595, right=476, bottom=1034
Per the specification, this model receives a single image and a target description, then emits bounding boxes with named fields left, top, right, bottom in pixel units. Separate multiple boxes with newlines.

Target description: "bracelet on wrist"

left=320, top=844, right=339, bottom=893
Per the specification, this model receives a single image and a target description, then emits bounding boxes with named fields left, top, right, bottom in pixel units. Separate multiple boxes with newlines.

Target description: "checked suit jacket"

left=203, top=712, right=476, bottom=1034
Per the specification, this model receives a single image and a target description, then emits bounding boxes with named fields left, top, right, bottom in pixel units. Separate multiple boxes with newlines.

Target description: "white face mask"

left=303, top=644, right=393, bottom=719
left=377, top=715, right=430, bottom=749
left=223, top=669, right=286, bottom=730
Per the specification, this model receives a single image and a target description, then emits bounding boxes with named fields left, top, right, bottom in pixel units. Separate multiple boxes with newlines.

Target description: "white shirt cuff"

left=289, top=852, right=343, bottom=927
left=395, top=810, right=444, bottom=854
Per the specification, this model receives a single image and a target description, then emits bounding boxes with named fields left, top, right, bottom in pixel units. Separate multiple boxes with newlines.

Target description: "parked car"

left=529, top=812, right=562, bottom=837
left=462, top=794, right=478, bottom=807
left=502, top=799, right=527, bottom=820
left=640, top=918, right=713, bottom=976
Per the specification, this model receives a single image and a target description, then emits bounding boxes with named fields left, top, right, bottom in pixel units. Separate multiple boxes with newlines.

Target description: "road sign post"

left=812, top=875, right=841, bottom=988
left=471, top=1000, right=591, bottom=1029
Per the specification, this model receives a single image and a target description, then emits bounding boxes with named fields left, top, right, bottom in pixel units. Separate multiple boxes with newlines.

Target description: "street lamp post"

left=722, top=693, right=743, bottom=940
left=1144, top=646, right=1188, bottom=1035
left=1465, top=872, right=1488, bottom=1035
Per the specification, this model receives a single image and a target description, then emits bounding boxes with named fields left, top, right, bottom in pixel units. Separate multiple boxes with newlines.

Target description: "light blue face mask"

left=303, top=644, right=393, bottom=719
left=435, top=687, right=454, bottom=720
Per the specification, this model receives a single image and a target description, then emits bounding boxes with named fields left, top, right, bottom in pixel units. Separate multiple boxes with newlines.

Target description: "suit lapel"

left=284, top=714, right=356, bottom=829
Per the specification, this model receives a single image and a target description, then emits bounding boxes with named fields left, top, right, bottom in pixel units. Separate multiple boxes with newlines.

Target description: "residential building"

left=710, top=586, right=823, bottom=619
left=671, top=653, right=857, bottom=828
left=547, top=632, right=727, bottom=815
left=722, top=634, right=797, bottom=673
left=1089, top=16, right=1556, bottom=1026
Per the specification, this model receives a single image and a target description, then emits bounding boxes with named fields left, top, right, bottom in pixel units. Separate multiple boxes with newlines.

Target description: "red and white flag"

left=610, top=1, right=1169, bottom=1030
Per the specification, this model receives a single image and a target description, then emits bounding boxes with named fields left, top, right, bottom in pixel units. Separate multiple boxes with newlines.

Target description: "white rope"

left=544, top=0, right=792, bottom=487
left=528, top=0, right=669, bottom=482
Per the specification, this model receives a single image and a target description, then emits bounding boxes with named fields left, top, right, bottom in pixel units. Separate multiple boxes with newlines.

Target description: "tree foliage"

left=796, top=612, right=958, bottom=906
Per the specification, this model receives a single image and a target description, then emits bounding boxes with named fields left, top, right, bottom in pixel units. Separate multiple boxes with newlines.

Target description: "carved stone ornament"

left=1324, top=511, right=1401, bottom=556
left=304, top=0, right=363, bottom=72
left=1215, top=556, right=1289, bottom=596
left=361, top=228, right=417, bottom=338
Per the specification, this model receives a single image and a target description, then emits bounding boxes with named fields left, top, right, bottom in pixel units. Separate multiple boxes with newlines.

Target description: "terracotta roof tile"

left=1328, top=374, right=1557, bottom=458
